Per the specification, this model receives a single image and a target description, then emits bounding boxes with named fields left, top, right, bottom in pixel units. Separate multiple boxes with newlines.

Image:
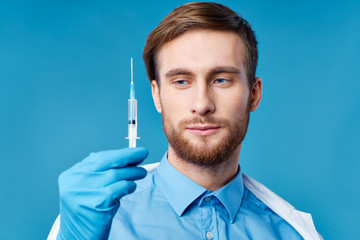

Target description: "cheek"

left=218, top=89, right=249, bottom=116
left=160, top=91, right=187, bottom=120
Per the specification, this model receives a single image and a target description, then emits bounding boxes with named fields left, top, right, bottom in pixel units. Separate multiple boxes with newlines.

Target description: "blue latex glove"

left=57, top=148, right=148, bottom=240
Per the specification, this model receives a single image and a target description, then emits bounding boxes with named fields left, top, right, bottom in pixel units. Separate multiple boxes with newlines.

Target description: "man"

left=48, top=2, right=322, bottom=240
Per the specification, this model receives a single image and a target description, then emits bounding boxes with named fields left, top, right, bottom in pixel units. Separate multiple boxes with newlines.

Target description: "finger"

left=80, top=147, right=148, bottom=172
left=96, top=167, right=148, bottom=188
left=109, top=181, right=137, bottom=199
left=107, top=166, right=147, bottom=183
left=59, top=166, right=147, bottom=190
left=94, top=181, right=137, bottom=209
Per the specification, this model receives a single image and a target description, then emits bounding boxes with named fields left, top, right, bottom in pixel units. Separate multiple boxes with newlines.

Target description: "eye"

left=174, top=79, right=191, bottom=88
left=213, top=78, right=231, bottom=86
left=215, top=78, right=227, bottom=84
left=175, top=80, right=187, bottom=85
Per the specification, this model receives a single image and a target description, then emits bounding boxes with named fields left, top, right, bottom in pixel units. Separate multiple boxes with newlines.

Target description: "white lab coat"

left=48, top=162, right=323, bottom=240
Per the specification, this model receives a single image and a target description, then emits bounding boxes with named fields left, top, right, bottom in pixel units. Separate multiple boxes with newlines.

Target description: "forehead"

left=156, top=29, right=246, bottom=77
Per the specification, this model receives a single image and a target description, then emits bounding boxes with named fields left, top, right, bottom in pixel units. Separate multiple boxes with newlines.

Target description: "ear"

left=151, top=80, right=162, bottom=113
left=249, top=77, right=262, bottom=112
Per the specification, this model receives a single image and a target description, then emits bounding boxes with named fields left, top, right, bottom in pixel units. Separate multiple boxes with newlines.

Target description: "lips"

left=186, top=125, right=220, bottom=136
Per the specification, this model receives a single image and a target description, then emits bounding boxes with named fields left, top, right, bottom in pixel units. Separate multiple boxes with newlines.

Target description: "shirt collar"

left=154, top=153, right=244, bottom=223
left=154, top=153, right=207, bottom=216
left=212, top=167, right=244, bottom=223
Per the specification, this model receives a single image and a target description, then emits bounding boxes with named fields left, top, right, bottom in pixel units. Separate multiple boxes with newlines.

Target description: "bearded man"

left=49, top=2, right=322, bottom=240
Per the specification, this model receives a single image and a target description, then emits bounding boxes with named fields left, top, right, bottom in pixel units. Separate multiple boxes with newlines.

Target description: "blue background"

left=0, top=0, right=359, bottom=239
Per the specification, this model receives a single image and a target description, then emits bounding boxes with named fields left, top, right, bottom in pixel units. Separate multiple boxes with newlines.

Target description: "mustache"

left=178, top=116, right=231, bottom=127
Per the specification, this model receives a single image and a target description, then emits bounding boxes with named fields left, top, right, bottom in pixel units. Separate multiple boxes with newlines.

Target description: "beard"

left=162, top=107, right=250, bottom=168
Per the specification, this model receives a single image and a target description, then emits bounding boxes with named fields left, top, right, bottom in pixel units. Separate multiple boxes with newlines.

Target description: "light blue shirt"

left=109, top=154, right=303, bottom=239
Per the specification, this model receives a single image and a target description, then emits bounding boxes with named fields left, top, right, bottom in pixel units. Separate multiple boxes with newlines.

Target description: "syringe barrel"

left=128, top=98, right=137, bottom=148
left=128, top=98, right=137, bottom=123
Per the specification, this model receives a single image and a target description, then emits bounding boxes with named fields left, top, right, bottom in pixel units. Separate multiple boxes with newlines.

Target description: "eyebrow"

left=165, top=68, right=194, bottom=78
left=164, top=66, right=241, bottom=78
left=210, top=66, right=241, bottom=75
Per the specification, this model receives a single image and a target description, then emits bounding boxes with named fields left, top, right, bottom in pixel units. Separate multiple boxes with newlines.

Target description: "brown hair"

left=143, top=2, right=258, bottom=88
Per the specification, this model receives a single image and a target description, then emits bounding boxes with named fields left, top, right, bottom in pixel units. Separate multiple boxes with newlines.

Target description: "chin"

left=189, top=138, right=226, bottom=154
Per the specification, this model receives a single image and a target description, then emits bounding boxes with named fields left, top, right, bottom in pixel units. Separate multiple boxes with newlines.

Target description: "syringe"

left=126, top=57, right=139, bottom=148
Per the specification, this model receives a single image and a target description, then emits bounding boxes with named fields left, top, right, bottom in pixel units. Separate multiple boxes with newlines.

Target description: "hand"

left=57, top=148, right=148, bottom=240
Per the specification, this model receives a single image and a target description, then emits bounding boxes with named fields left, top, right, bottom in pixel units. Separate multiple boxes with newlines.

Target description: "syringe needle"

left=131, top=57, right=133, bottom=84
left=130, top=57, right=135, bottom=99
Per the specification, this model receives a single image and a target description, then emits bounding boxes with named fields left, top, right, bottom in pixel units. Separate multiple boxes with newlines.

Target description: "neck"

left=167, top=145, right=241, bottom=191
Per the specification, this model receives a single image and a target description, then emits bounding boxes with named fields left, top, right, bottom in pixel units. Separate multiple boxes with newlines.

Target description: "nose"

left=190, top=83, right=215, bottom=116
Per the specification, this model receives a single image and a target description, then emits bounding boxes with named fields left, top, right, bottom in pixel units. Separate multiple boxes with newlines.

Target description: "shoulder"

left=242, top=185, right=274, bottom=214
left=242, top=173, right=322, bottom=240
left=241, top=173, right=296, bottom=212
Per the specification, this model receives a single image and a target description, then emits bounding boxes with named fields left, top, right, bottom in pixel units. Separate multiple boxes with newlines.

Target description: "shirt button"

left=206, top=232, right=213, bottom=239
left=205, top=196, right=212, bottom=202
